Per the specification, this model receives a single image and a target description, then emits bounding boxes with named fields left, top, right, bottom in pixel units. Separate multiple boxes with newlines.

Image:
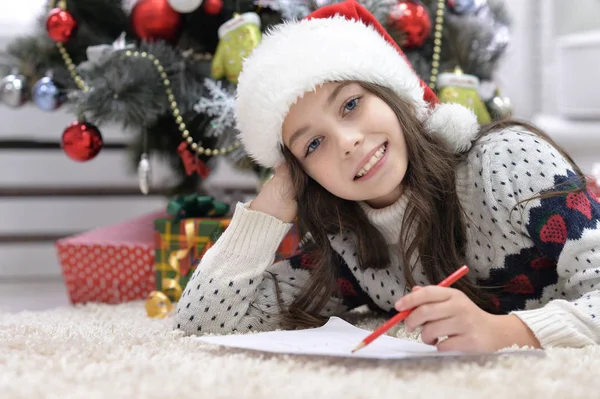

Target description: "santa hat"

left=235, top=0, right=479, bottom=168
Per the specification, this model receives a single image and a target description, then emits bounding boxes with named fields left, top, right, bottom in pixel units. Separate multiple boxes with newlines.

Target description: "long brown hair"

left=274, top=81, right=586, bottom=329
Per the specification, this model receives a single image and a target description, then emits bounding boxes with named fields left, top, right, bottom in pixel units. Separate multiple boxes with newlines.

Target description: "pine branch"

left=76, top=41, right=206, bottom=128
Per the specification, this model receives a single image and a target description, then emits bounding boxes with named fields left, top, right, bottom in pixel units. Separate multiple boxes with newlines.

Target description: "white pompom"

left=425, top=103, right=480, bottom=153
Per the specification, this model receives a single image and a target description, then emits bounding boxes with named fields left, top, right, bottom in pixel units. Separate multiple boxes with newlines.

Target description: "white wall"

left=495, top=0, right=539, bottom=120
left=497, top=1, right=600, bottom=173
left=554, top=0, right=600, bottom=36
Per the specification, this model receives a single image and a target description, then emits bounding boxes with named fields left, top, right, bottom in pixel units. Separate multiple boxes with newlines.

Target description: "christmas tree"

left=1, top=0, right=512, bottom=194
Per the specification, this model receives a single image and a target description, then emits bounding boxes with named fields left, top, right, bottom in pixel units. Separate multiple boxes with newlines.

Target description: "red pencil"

left=351, top=265, right=470, bottom=353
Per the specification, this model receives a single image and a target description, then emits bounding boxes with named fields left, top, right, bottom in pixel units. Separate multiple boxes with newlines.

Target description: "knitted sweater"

left=174, top=128, right=600, bottom=348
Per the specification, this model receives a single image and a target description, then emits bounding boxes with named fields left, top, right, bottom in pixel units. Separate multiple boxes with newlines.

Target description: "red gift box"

left=56, top=210, right=167, bottom=304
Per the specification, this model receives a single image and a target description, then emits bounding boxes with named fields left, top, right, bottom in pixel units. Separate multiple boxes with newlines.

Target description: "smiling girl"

left=174, top=0, right=600, bottom=351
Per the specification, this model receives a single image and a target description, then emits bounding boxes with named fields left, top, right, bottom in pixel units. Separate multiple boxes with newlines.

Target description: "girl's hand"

left=395, top=286, right=541, bottom=352
left=250, top=163, right=298, bottom=223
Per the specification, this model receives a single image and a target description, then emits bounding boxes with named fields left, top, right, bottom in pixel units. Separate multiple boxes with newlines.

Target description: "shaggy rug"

left=1, top=302, right=598, bottom=399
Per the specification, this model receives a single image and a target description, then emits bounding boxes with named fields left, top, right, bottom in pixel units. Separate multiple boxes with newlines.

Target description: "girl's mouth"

left=354, top=142, right=388, bottom=180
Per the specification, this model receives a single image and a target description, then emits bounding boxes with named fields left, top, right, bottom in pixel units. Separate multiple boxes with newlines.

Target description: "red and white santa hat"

left=235, top=0, right=479, bottom=168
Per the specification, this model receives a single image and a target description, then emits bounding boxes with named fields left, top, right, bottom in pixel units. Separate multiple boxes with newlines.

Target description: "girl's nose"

left=337, top=128, right=364, bottom=157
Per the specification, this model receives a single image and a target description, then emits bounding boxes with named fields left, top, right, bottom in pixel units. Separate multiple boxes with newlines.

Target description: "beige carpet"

left=1, top=301, right=598, bottom=399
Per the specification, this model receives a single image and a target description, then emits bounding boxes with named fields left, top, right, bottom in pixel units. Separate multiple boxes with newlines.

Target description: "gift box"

left=56, top=210, right=167, bottom=304
left=153, top=217, right=300, bottom=297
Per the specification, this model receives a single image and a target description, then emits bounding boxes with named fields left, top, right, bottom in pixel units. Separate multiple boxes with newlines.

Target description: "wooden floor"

left=0, top=278, right=71, bottom=313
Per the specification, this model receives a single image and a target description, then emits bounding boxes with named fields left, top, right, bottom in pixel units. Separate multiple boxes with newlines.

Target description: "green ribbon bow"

left=167, top=195, right=230, bottom=221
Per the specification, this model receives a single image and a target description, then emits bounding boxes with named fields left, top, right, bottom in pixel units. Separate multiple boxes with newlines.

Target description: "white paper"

left=197, top=317, right=442, bottom=359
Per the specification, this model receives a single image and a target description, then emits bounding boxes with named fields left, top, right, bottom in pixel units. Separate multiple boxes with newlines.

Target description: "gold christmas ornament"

left=212, top=12, right=262, bottom=84
left=437, top=67, right=491, bottom=125
left=145, top=291, right=174, bottom=318
left=161, top=277, right=183, bottom=302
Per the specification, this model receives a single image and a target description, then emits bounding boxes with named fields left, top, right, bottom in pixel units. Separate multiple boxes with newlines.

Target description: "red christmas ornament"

left=388, top=1, right=432, bottom=49
left=46, top=8, right=78, bottom=43
left=131, top=0, right=183, bottom=42
left=61, top=121, right=104, bottom=162
left=203, top=0, right=224, bottom=15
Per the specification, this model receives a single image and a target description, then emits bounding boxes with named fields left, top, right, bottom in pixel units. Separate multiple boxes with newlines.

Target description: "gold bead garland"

left=124, top=49, right=241, bottom=157
left=56, top=43, right=89, bottom=92
left=50, top=0, right=241, bottom=157
left=428, top=0, right=446, bottom=90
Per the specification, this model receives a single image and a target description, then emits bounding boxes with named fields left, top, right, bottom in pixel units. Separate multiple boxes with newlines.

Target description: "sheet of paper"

left=197, top=316, right=442, bottom=359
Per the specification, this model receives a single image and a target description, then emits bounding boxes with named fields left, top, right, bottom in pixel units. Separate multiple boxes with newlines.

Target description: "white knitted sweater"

left=175, top=128, right=600, bottom=348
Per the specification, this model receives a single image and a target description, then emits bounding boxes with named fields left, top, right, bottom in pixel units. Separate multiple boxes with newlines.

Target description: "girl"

left=175, top=0, right=600, bottom=351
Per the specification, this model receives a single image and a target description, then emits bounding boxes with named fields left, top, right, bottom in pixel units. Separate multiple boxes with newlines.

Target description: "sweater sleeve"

left=173, top=202, right=348, bottom=335
left=484, top=129, right=600, bottom=348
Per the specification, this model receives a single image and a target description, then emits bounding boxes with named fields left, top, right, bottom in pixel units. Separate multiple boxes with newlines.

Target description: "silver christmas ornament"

left=0, top=73, right=27, bottom=107
left=486, top=94, right=513, bottom=120
left=138, top=153, right=152, bottom=195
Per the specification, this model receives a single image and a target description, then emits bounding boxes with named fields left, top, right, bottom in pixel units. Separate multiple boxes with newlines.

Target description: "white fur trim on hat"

left=235, top=15, right=478, bottom=168
left=426, top=103, right=479, bottom=153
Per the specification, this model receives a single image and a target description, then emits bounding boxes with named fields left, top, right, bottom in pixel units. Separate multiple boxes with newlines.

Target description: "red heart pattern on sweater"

left=539, top=214, right=568, bottom=244
left=337, top=278, right=357, bottom=297
left=567, top=191, right=592, bottom=219
left=530, top=256, right=554, bottom=270
left=504, top=274, right=535, bottom=294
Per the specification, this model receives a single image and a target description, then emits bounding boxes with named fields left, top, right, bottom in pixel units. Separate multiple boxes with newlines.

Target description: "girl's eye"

left=305, top=137, right=322, bottom=156
left=343, top=97, right=360, bottom=113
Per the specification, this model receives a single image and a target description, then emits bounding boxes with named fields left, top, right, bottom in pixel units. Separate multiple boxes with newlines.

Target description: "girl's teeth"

left=356, top=144, right=386, bottom=178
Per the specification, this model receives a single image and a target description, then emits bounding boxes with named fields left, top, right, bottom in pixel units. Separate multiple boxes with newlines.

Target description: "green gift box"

left=153, top=217, right=231, bottom=297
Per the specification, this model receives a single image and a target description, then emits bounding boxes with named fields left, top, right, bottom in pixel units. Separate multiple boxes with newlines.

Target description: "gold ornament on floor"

left=436, top=67, right=491, bottom=125
left=145, top=291, right=174, bottom=318
left=211, top=12, right=262, bottom=84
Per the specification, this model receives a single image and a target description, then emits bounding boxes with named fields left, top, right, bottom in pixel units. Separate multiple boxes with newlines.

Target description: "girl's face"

left=282, top=82, right=409, bottom=208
